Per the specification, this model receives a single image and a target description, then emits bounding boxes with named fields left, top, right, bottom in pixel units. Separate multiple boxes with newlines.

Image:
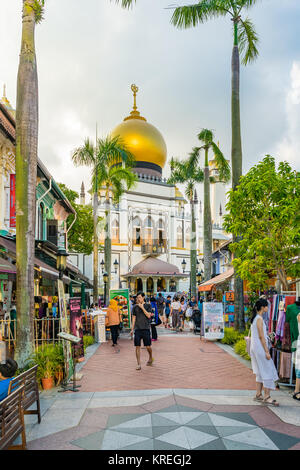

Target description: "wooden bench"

left=8, top=365, right=41, bottom=424
left=0, top=384, right=26, bottom=450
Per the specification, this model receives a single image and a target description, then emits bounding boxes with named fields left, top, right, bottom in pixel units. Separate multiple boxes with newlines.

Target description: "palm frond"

left=238, top=17, right=259, bottom=65
left=211, top=141, right=231, bottom=183
left=171, top=0, right=231, bottom=29
left=197, top=128, right=214, bottom=145
left=97, top=135, right=135, bottom=167
left=185, top=180, right=195, bottom=201
left=194, top=168, right=204, bottom=183
left=238, top=0, right=260, bottom=10
left=72, top=138, right=96, bottom=167
left=32, top=0, right=45, bottom=24
left=114, top=0, right=135, bottom=8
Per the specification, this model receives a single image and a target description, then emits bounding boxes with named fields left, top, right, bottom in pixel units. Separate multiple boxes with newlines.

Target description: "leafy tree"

left=168, top=150, right=204, bottom=298
left=170, top=0, right=260, bottom=330
left=223, top=156, right=300, bottom=293
left=57, top=183, right=94, bottom=255
left=72, top=135, right=136, bottom=305
left=15, top=0, right=45, bottom=367
left=197, top=129, right=230, bottom=281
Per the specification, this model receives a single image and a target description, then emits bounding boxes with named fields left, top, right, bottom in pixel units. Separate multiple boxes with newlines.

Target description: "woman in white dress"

left=250, top=299, right=279, bottom=406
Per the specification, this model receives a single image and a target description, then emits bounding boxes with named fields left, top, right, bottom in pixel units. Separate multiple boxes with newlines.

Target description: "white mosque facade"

left=69, top=85, right=230, bottom=297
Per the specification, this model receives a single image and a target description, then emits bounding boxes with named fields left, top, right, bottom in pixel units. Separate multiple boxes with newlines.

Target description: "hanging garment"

left=285, top=296, right=296, bottom=309
left=250, top=315, right=279, bottom=390
left=275, top=310, right=286, bottom=341
left=281, top=322, right=292, bottom=352
left=286, top=303, right=300, bottom=352
left=279, top=352, right=292, bottom=379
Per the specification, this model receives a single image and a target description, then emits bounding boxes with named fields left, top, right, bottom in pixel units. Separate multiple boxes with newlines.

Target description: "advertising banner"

left=109, top=288, right=131, bottom=329
left=9, top=174, right=16, bottom=228
left=94, top=311, right=107, bottom=343
left=203, top=302, right=224, bottom=340
left=57, top=279, right=73, bottom=380
left=69, top=297, right=84, bottom=360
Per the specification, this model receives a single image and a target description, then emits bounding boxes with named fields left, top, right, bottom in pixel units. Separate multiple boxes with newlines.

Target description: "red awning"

left=198, top=268, right=234, bottom=292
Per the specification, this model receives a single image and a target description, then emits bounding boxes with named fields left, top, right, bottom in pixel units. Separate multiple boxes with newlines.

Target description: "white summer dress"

left=250, top=315, right=279, bottom=389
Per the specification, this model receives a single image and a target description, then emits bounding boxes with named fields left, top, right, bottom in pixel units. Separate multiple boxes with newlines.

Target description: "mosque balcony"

left=141, top=240, right=167, bottom=256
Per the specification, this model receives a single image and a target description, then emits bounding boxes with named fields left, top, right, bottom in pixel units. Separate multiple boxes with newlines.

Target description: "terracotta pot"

left=41, top=377, right=54, bottom=390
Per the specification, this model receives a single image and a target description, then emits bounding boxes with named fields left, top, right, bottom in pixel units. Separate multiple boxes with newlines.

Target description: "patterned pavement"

left=20, top=331, right=300, bottom=451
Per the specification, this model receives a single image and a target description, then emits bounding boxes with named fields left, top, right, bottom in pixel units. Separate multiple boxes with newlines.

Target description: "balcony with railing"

left=141, top=239, right=167, bottom=256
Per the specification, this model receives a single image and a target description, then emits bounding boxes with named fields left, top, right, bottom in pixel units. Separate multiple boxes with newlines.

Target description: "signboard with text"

left=10, top=174, right=16, bottom=228
left=109, top=288, right=131, bottom=329
left=203, top=302, right=224, bottom=340
left=57, top=279, right=73, bottom=380
left=69, top=297, right=84, bottom=359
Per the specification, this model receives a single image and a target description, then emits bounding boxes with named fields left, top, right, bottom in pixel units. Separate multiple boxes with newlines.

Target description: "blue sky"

left=1, top=0, right=300, bottom=196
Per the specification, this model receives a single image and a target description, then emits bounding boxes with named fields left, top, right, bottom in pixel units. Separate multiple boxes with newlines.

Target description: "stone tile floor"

left=20, top=332, right=300, bottom=451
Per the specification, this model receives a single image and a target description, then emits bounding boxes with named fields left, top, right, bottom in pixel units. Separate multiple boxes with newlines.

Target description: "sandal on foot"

left=146, top=359, right=154, bottom=366
left=263, top=396, right=279, bottom=407
left=253, top=394, right=264, bottom=402
left=136, top=365, right=141, bottom=370
left=292, top=392, right=300, bottom=401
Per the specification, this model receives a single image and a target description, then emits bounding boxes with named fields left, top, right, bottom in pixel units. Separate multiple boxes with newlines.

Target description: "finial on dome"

left=124, top=83, right=146, bottom=122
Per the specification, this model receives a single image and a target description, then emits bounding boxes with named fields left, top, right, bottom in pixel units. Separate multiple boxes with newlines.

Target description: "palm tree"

left=197, top=129, right=230, bottom=282
left=72, top=135, right=136, bottom=305
left=171, top=0, right=259, bottom=331
left=15, top=0, right=45, bottom=368
left=168, top=150, right=204, bottom=298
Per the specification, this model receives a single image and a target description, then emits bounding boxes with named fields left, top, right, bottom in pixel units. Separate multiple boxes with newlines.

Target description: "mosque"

left=70, top=85, right=230, bottom=296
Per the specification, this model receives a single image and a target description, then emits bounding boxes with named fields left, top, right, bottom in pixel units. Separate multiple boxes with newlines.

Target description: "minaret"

left=1, top=85, right=15, bottom=117
left=80, top=181, right=85, bottom=205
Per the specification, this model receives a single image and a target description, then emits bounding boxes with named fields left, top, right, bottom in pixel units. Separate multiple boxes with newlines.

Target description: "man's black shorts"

left=134, top=329, right=151, bottom=347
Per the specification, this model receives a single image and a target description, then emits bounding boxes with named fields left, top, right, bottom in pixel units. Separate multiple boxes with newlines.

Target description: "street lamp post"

left=57, top=248, right=68, bottom=280
left=103, top=271, right=108, bottom=307
left=196, top=270, right=204, bottom=302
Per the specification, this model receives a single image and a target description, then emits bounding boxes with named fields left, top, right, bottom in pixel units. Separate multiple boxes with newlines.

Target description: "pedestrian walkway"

left=22, top=333, right=300, bottom=450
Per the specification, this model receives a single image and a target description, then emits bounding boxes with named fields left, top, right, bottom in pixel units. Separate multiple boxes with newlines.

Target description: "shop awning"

left=198, top=267, right=234, bottom=292
left=0, top=257, right=16, bottom=274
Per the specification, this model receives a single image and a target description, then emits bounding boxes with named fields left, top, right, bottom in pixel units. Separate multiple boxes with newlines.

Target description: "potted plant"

left=31, top=345, right=56, bottom=390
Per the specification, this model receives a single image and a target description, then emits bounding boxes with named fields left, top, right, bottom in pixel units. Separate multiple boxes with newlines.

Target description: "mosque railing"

left=141, top=240, right=167, bottom=255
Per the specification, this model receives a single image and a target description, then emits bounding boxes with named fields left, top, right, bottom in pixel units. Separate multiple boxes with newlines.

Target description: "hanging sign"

left=69, top=297, right=84, bottom=359
left=203, top=302, right=224, bottom=340
left=225, top=291, right=235, bottom=302
left=9, top=174, right=16, bottom=228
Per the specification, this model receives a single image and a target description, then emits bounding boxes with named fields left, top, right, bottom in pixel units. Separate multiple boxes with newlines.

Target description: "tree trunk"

left=203, top=156, right=212, bottom=282
left=104, top=194, right=111, bottom=306
left=232, top=29, right=244, bottom=332
left=190, top=198, right=197, bottom=299
left=93, top=192, right=98, bottom=305
left=277, top=267, right=289, bottom=292
left=15, top=0, right=38, bottom=367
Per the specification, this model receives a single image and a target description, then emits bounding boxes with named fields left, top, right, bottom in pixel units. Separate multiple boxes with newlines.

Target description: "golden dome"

left=111, top=85, right=167, bottom=174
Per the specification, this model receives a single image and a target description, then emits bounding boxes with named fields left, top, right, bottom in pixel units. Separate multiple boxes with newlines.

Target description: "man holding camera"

left=131, top=292, right=154, bottom=370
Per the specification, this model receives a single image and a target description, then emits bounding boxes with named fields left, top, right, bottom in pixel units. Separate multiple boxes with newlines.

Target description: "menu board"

left=203, top=302, right=224, bottom=340
left=109, top=288, right=131, bottom=329
left=57, top=279, right=73, bottom=380
left=69, top=297, right=84, bottom=359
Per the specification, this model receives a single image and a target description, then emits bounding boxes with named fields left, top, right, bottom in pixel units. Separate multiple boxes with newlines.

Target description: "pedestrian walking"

left=150, top=296, right=159, bottom=341
left=250, top=299, right=279, bottom=406
left=131, top=292, right=154, bottom=370
left=156, top=293, right=165, bottom=321
left=164, top=295, right=172, bottom=328
left=170, top=295, right=181, bottom=332
left=105, top=299, right=122, bottom=349
left=180, top=297, right=187, bottom=331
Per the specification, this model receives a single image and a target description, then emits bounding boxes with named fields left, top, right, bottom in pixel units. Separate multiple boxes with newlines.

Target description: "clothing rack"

left=277, top=352, right=295, bottom=388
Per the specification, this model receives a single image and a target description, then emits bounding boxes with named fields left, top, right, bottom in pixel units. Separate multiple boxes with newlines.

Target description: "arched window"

left=132, top=216, right=142, bottom=245
left=111, top=217, right=120, bottom=244
left=157, top=219, right=165, bottom=246
left=38, top=203, right=44, bottom=240
left=177, top=224, right=183, bottom=248
left=144, top=216, right=153, bottom=245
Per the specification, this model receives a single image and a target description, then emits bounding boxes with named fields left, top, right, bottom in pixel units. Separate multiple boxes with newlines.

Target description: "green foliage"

left=83, top=335, right=95, bottom=352
left=223, top=156, right=300, bottom=291
left=58, top=183, right=94, bottom=255
left=221, top=327, right=244, bottom=345
left=234, top=338, right=251, bottom=361
left=170, top=0, right=259, bottom=67
left=31, top=0, right=45, bottom=24
left=29, top=343, right=64, bottom=382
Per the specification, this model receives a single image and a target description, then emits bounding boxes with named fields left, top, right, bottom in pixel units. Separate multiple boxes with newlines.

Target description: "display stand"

left=277, top=353, right=295, bottom=388
left=57, top=332, right=82, bottom=393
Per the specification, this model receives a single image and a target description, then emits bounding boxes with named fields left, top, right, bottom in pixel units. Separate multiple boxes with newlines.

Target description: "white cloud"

left=274, top=61, right=300, bottom=169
